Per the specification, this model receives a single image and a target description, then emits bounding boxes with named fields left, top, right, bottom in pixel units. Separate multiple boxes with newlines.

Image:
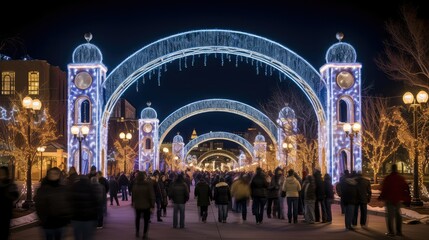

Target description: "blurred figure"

left=379, top=164, right=410, bottom=237
left=282, top=169, right=301, bottom=224
left=339, top=170, right=358, bottom=230
left=132, top=171, right=155, bottom=239
left=69, top=175, right=101, bottom=240
left=323, top=173, right=334, bottom=223
left=266, top=170, right=281, bottom=218
left=214, top=177, right=231, bottom=223
left=160, top=174, right=169, bottom=217
left=250, top=167, right=268, bottom=224
left=151, top=170, right=164, bottom=222
left=90, top=176, right=105, bottom=229
left=0, top=166, right=19, bottom=240
left=35, top=167, right=72, bottom=240
left=97, top=171, right=109, bottom=216
left=108, top=175, right=120, bottom=206
left=118, top=172, right=130, bottom=201
left=230, top=173, right=251, bottom=222
left=313, top=167, right=326, bottom=222
left=302, top=175, right=316, bottom=224
left=66, top=166, right=79, bottom=186
left=194, top=174, right=212, bottom=223
left=168, top=173, right=189, bottom=229
left=353, top=171, right=371, bottom=227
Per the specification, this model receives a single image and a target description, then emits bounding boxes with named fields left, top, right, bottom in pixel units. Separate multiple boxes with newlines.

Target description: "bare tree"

left=113, top=139, right=137, bottom=174
left=375, top=4, right=429, bottom=90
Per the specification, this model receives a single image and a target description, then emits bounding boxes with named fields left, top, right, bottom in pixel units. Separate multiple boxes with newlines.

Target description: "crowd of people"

left=1, top=162, right=414, bottom=239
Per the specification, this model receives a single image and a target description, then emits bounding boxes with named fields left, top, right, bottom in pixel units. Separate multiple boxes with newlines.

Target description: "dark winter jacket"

left=250, top=171, right=268, bottom=198
left=168, top=175, right=189, bottom=204
left=35, top=179, right=72, bottom=228
left=132, top=174, right=155, bottom=210
left=214, top=181, right=231, bottom=205
left=194, top=179, right=212, bottom=206
left=339, top=175, right=358, bottom=205
left=69, top=175, right=101, bottom=221
left=356, top=174, right=372, bottom=204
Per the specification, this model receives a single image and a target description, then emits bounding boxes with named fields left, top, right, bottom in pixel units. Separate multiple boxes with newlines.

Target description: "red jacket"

left=379, top=172, right=411, bottom=205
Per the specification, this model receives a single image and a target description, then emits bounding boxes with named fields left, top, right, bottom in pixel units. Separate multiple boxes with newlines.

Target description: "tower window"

left=80, top=100, right=90, bottom=123
left=145, top=138, right=152, bottom=150
left=337, top=97, right=354, bottom=123
left=1, top=71, right=15, bottom=95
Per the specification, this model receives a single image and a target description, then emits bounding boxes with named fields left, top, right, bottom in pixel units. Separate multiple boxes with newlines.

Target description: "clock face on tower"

left=143, top=123, right=153, bottom=133
left=336, top=71, right=355, bottom=89
left=74, top=72, right=93, bottom=90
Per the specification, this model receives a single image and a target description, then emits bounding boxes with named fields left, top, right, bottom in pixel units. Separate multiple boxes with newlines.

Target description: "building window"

left=28, top=71, right=40, bottom=95
left=1, top=71, right=15, bottom=95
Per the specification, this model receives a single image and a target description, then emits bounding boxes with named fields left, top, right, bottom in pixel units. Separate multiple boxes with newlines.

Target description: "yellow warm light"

left=71, top=125, right=79, bottom=135
left=81, top=126, right=90, bottom=135
left=163, top=147, right=169, bottom=153
left=416, top=90, right=428, bottom=104
left=352, top=122, right=361, bottom=132
left=22, top=96, right=33, bottom=109
left=343, top=123, right=351, bottom=133
left=119, top=132, right=125, bottom=139
left=402, top=92, right=414, bottom=104
left=126, top=133, right=132, bottom=140
left=32, top=99, right=42, bottom=110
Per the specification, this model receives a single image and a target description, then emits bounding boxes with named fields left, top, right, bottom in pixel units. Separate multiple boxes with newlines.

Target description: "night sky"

left=1, top=0, right=427, bottom=141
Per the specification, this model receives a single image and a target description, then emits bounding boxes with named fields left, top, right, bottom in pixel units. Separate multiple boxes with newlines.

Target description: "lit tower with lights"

left=139, top=102, right=159, bottom=171
left=67, top=33, right=107, bottom=174
left=320, top=33, right=362, bottom=182
left=253, top=132, right=267, bottom=169
left=172, top=133, right=185, bottom=162
left=277, top=104, right=297, bottom=167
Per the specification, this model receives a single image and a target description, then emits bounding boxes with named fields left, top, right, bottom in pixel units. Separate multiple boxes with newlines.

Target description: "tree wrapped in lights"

left=4, top=93, right=58, bottom=207
left=113, top=139, right=137, bottom=174
left=361, top=97, right=403, bottom=184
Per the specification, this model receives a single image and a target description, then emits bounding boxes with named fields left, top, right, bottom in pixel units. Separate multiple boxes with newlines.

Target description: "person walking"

left=168, top=173, right=190, bottom=229
left=108, top=175, right=120, bottom=206
left=266, top=170, right=281, bottom=218
left=69, top=174, right=101, bottom=240
left=302, top=175, right=316, bottom=224
left=34, top=167, right=72, bottom=240
left=313, top=167, right=326, bottom=222
left=353, top=171, right=372, bottom=227
left=379, top=164, right=411, bottom=237
left=230, top=173, right=251, bottom=222
left=0, top=166, right=19, bottom=240
left=214, top=177, right=231, bottom=223
left=250, top=167, right=268, bottom=224
left=118, top=172, right=130, bottom=201
left=282, top=169, right=301, bottom=224
left=132, top=171, right=155, bottom=239
left=194, top=174, right=212, bottom=223
left=151, top=170, right=165, bottom=222
left=323, top=173, right=334, bottom=223
left=90, top=176, right=105, bottom=229
left=339, top=171, right=358, bottom=230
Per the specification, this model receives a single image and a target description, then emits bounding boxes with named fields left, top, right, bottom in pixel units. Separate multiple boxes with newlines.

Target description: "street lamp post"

left=403, top=90, right=428, bottom=207
left=119, top=132, right=132, bottom=174
left=71, top=125, right=89, bottom=174
left=22, top=96, right=42, bottom=209
left=162, top=147, right=169, bottom=172
left=37, top=146, right=46, bottom=181
left=343, top=122, right=361, bottom=173
left=282, top=141, right=293, bottom=167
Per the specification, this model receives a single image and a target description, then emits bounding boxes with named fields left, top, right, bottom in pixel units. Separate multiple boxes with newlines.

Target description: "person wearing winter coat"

left=302, top=175, right=316, bottom=224
left=34, top=167, right=72, bottom=240
left=339, top=171, right=359, bottom=230
left=132, top=171, right=155, bottom=239
left=282, top=169, right=301, bottom=224
left=108, top=176, right=120, bottom=206
left=230, top=173, right=251, bottom=222
left=379, top=164, right=410, bottom=237
left=353, top=171, right=372, bottom=227
left=0, top=166, right=19, bottom=240
left=323, top=173, right=334, bottom=223
left=194, top=175, right=212, bottom=223
left=250, top=167, right=268, bottom=224
left=168, top=173, right=189, bottom=229
left=214, top=177, right=231, bottom=223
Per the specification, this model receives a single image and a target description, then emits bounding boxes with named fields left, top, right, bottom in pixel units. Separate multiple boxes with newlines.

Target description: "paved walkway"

left=10, top=187, right=428, bottom=240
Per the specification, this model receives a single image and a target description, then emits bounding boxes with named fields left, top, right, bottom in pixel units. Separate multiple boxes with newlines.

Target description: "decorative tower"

left=172, top=132, right=185, bottom=162
left=190, top=129, right=198, bottom=140
left=67, top=33, right=107, bottom=174
left=253, top=132, right=267, bottom=169
left=320, top=32, right=362, bottom=182
left=138, top=102, right=159, bottom=171
left=276, top=104, right=298, bottom=168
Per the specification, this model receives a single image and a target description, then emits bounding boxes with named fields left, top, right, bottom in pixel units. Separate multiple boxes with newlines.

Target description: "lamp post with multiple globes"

left=402, top=90, right=428, bottom=207
left=342, top=122, right=361, bottom=173
left=119, top=132, right=132, bottom=174
left=37, top=146, right=46, bottom=181
left=71, top=125, right=90, bottom=174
